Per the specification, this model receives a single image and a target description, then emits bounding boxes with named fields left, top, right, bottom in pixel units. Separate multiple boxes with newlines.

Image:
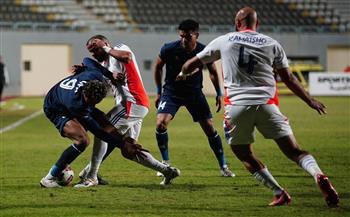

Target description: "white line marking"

left=0, top=110, right=43, bottom=134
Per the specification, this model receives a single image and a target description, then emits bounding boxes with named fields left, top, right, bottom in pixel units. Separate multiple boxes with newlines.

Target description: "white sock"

left=86, top=138, right=108, bottom=180
left=254, top=167, right=283, bottom=196
left=298, top=154, right=323, bottom=181
left=131, top=151, right=171, bottom=175
left=82, top=163, right=91, bottom=176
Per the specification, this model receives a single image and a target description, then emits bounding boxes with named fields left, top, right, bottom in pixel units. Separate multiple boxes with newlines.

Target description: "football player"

left=154, top=19, right=235, bottom=177
left=178, top=7, right=339, bottom=207
left=40, top=57, right=179, bottom=188
left=76, top=35, right=180, bottom=187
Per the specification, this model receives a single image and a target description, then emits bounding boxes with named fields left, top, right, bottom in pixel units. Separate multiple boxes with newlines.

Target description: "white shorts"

left=223, top=104, right=293, bottom=145
left=108, top=103, right=148, bottom=141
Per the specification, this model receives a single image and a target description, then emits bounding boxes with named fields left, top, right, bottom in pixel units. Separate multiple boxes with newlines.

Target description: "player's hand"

left=155, top=94, right=161, bottom=109
left=91, top=38, right=107, bottom=48
left=70, top=63, right=86, bottom=74
left=175, top=75, right=185, bottom=81
left=308, top=98, right=327, bottom=115
left=86, top=41, right=97, bottom=52
left=112, top=72, right=125, bottom=82
left=175, top=71, right=187, bottom=81
left=121, top=142, right=149, bottom=160
left=115, top=72, right=125, bottom=81
left=86, top=39, right=110, bottom=53
left=215, top=95, right=222, bottom=113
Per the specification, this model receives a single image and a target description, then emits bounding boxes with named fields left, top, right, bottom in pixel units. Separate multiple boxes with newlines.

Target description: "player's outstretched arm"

left=207, top=62, right=222, bottom=113
left=177, top=56, right=204, bottom=81
left=277, top=67, right=326, bottom=115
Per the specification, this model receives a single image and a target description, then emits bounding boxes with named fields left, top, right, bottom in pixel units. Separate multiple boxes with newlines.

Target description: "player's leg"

left=77, top=107, right=123, bottom=187
left=225, top=104, right=290, bottom=205
left=120, top=135, right=180, bottom=185
left=155, top=95, right=179, bottom=166
left=231, top=144, right=291, bottom=205
left=275, top=135, right=339, bottom=207
left=187, top=93, right=234, bottom=177
left=258, top=104, right=338, bottom=207
left=99, top=106, right=127, bottom=162
left=198, top=118, right=235, bottom=177
left=155, top=113, right=172, bottom=163
left=41, top=118, right=90, bottom=188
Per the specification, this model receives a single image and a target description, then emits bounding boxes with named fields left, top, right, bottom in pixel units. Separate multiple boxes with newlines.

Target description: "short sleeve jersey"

left=160, top=40, right=206, bottom=96
left=197, top=30, right=289, bottom=105
left=44, top=64, right=105, bottom=118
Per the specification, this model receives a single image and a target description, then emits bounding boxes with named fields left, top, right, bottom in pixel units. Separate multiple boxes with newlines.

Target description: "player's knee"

left=205, top=127, right=217, bottom=137
left=105, top=125, right=118, bottom=134
left=232, top=146, right=252, bottom=161
left=75, top=135, right=90, bottom=151
left=156, top=120, right=168, bottom=131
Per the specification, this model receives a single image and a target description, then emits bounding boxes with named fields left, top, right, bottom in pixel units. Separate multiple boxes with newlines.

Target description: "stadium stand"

left=0, top=0, right=348, bottom=32
left=80, top=0, right=129, bottom=29
left=0, top=0, right=84, bottom=30
left=125, top=0, right=348, bottom=32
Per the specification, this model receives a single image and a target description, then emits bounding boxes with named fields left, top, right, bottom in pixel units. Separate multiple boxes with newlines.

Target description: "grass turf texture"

left=0, top=96, right=349, bottom=217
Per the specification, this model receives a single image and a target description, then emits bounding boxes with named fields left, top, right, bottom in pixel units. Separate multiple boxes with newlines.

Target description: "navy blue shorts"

left=157, top=92, right=212, bottom=122
left=43, top=106, right=71, bottom=137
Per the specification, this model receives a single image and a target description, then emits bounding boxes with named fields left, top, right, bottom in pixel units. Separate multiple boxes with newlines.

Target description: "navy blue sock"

left=208, top=132, right=226, bottom=168
left=156, top=129, right=169, bottom=161
left=102, top=133, right=126, bottom=161
left=50, top=144, right=84, bottom=177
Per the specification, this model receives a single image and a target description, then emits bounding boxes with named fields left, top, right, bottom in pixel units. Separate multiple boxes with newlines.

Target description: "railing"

left=0, top=21, right=348, bottom=33
left=0, top=22, right=88, bottom=31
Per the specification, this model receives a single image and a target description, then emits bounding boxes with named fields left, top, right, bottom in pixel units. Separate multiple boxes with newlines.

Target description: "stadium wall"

left=1, top=31, right=349, bottom=97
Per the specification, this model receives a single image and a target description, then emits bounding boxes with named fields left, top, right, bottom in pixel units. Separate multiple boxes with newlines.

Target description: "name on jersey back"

left=228, top=35, right=267, bottom=45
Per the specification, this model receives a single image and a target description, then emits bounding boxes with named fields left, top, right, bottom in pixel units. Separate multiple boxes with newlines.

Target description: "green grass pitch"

left=0, top=96, right=349, bottom=217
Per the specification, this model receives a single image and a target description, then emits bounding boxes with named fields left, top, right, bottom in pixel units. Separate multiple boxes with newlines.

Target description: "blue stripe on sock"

left=50, top=165, right=61, bottom=177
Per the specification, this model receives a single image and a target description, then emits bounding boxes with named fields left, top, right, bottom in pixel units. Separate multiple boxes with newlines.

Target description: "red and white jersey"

left=197, top=30, right=289, bottom=106
left=101, top=43, right=150, bottom=109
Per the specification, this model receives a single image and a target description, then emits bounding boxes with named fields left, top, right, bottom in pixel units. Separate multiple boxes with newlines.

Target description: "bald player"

left=178, top=7, right=339, bottom=207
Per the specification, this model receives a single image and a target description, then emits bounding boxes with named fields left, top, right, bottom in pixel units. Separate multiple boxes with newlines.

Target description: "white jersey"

left=101, top=43, right=149, bottom=109
left=197, top=30, right=289, bottom=105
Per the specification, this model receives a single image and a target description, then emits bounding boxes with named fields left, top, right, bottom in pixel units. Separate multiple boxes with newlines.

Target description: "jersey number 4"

left=238, top=46, right=257, bottom=75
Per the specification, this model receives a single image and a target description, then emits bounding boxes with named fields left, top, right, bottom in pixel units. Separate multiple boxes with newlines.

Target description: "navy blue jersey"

left=44, top=72, right=102, bottom=118
left=44, top=58, right=126, bottom=146
left=44, top=57, right=109, bottom=118
left=159, top=40, right=206, bottom=96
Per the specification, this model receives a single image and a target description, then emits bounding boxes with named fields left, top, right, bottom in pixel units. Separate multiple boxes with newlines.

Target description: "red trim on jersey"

left=126, top=101, right=132, bottom=117
left=124, top=61, right=150, bottom=109
left=223, top=87, right=232, bottom=105
left=266, top=86, right=279, bottom=106
left=224, top=118, right=232, bottom=130
left=221, top=63, right=232, bottom=106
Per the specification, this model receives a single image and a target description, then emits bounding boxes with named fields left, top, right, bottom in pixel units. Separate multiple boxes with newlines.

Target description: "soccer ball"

left=59, top=166, right=74, bottom=186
